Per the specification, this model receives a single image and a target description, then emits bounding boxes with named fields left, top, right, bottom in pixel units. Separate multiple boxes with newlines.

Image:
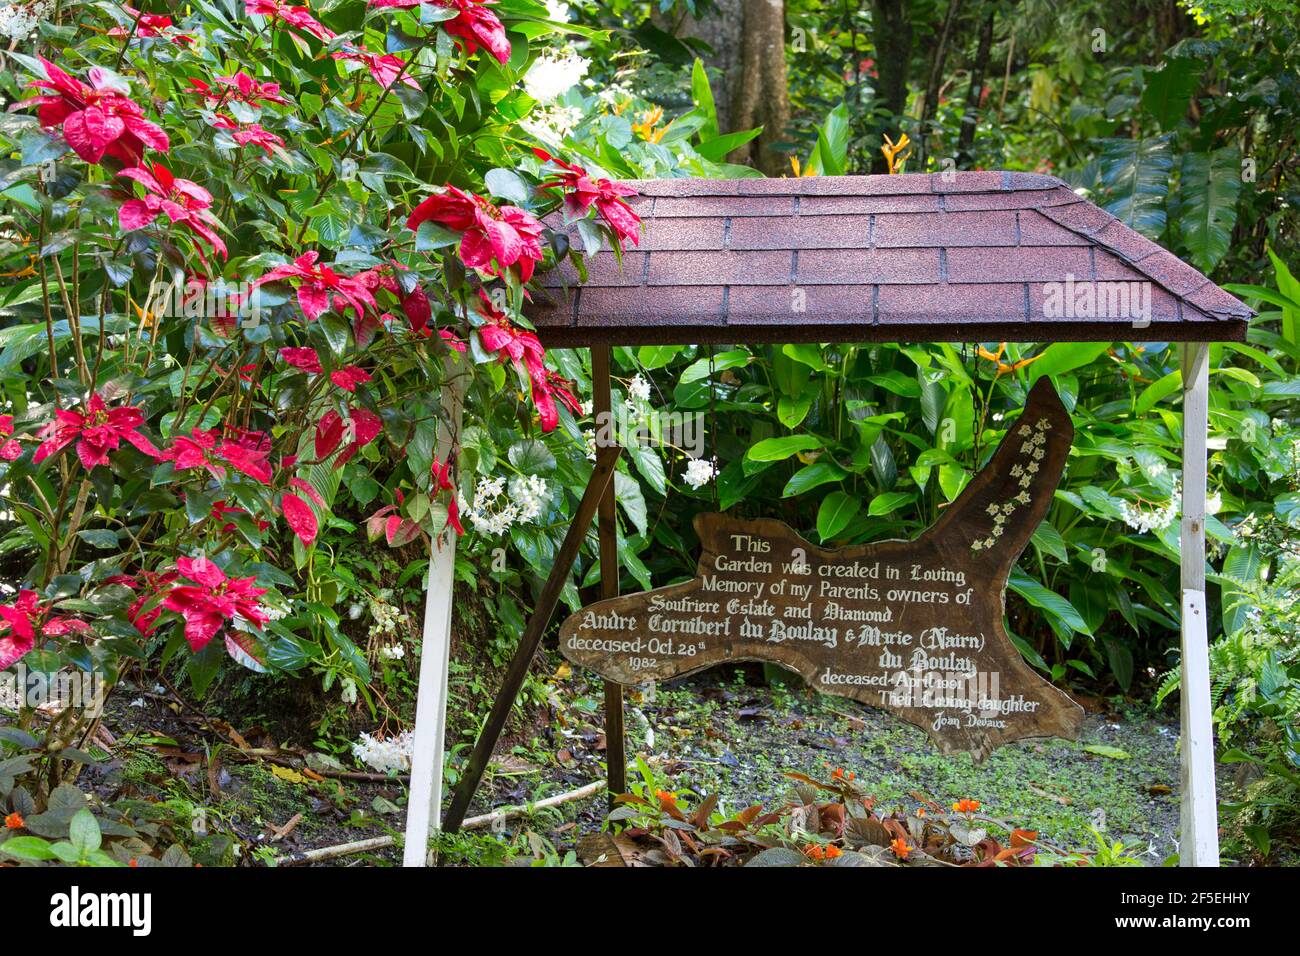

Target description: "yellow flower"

left=790, top=156, right=818, bottom=178
left=881, top=132, right=912, bottom=175
left=632, top=106, right=670, bottom=143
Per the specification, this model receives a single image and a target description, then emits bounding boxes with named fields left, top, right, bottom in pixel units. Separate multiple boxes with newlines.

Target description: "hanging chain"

left=707, top=342, right=719, bottom=511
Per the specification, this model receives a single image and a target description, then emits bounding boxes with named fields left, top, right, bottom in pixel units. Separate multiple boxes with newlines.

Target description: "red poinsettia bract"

left=189, top=72, right=289, bottom=107
left=118, top=163, right=228, bottom=261
left=474, top=291, right=576, bottom=432
left=0, top=415, right=23, bottom=461
left=108, top=6, right=194, bottom=44
left=160, top=427, right=274, bottom=484
left=245, top=0, right=335, bottom=41
left=431, top=456, right=465, bottom=535
left=26, top=57, right=169, bottom=165
left=279, top=346, right=323, bottom=373
left=407, top=186, right=544, bottom=282
left=161, top=557, right=269, bottom=652
left=0, top=591, right=91, bottom=670
left=33, top=393, right=160, bottom=469
left=314, top=406, right=383, bottom=466
left=212, top=115, right=287, bottom=156
left=368, top=0, right=510, bottom=64
left=534, top=148, right=641, bottom=251
left=331, top=48, right=420, bottom=90
left=252, top=251, right=377, bottom=323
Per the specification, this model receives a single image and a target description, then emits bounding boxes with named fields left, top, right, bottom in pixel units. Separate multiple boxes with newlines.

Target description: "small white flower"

left=341, top=678, right=358, bottom=705
left=379, top=644, right=406, bottom=662
left=628, top=374, right=652, bottom=402
left=684, top=457, right=717, bottom=490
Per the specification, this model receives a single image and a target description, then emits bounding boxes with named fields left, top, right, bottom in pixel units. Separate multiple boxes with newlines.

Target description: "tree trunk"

left=870, top=0, right=913, bottom=119
left=729, top=0, right=793, bottom=176
left=918, top=0, right=964, bottom=168
left=667, top=0, right=745, bottom=134
left=955, top=8, right=995, bottom=168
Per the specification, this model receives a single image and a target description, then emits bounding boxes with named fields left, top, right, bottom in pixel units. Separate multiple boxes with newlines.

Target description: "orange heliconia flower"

left=804, top=844, right=826, bottom=860
left=824, top=844, right=843, bottom=859
left=654, top=789, right=677, bottom=806
left=890, top=837, right=910, bottom=859
left=952, top=799, right=981, bottom=814
left=977, top=342, right=1042, bottom=378
left=4, top=812, right=24, bottom=829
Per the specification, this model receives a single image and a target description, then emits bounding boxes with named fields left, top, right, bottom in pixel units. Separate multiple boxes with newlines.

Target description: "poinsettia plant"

left=0, top=0, right=648, bottom=776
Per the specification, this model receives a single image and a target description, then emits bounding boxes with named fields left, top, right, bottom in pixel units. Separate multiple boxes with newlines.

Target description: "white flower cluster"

left=378, top=644, right=405, bottom=662
left=1119, top=479, right=1181, bottom=535
left=523, top=51, right=590, bottom=102
left=463, top=474, right=550, bottom=536
left=519, top=105, right=585, bottom=144
left=627, top=374, right=652, bottom=402
left=352, top=730, right=414, bottom=774
left=367, top=596, right=410, bottom=641
left=684, top=457, right=717, bottom=490
left=0, top=1, right=49, bottom=40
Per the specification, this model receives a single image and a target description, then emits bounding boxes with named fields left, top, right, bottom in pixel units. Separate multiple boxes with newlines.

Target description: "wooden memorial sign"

left=559, top=379, right=1084, bottom=759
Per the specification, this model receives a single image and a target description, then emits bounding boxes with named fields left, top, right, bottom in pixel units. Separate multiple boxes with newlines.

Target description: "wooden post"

left=442, top=444, right=622, bottom=833
left=1178, top=342, right=1219, bottom=867
left=592, top=347, right=626, bottom=800
left=402, top=362, right=466, bottom=867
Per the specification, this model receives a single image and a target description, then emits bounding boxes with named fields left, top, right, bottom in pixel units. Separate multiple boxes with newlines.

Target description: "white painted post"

left=1178, top=342, right=1219, bottom=867
left=403, top=363, right=466, bottom=867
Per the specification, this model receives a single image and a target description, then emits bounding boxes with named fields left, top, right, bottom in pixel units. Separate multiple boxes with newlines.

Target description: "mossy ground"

left=454, top=660, right=1207, bottom=865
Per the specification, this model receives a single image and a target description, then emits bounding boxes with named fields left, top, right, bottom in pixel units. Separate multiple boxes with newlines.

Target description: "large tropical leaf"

left=1140, top=57, right=1201, bottom=130
left=1098, top=135, right=1173, bottom=239
left=1178, top=147, right=1241, bottom=272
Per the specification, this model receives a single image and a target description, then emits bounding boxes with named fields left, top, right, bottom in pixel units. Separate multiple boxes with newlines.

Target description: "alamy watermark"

left=1042, top=273, right=1151, bottom=328
left=153, top=277, right=263, bottom=327
left=0, top=663, right=106, bottom=717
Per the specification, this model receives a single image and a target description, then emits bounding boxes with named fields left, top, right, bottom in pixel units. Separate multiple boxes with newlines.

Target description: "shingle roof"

left=528, top=172, right=1251, bottom=347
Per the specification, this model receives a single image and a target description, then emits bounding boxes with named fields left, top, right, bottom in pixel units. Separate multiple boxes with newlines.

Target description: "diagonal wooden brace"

left=442, top=443, right=623, bottom=833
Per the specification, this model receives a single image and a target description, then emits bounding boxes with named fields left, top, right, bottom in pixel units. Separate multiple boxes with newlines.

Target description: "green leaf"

left=1140, top=57, right=1201, bottom=129
left=1099, top=135, right=1173, bottom=238
left=1009, top=569, right=1091, bottom=635
left=0, top=836, right=56, bottom=861
left=690, top=59, right=719, bottom=141
left=614, top=471, right=647, bottom=536
left=776, top=394, right=812, bottom=428
left=1135, top=369, right=1182, bottom=414
left=1028, top=342, right=1112, bottom=386
left=781, top=343, right=828, bottom=372
left=817, top=492, right=860, bottom=541
left=1083, top=744, right=1132, bottom=760
left=783, top=460, right=846, bottom=497
left=746, top=435, right=821, bottom=461
left=868, top=491, right=915, bottom=516
left=1179, top=147, right=1241, bottom=272
left=508, top=439, right=556, bottom=473
left=68, top=808, right=101, bottom=856
left=415, top=221, right=460, bottom=252
left=484, top=168, right=530, bottom=204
